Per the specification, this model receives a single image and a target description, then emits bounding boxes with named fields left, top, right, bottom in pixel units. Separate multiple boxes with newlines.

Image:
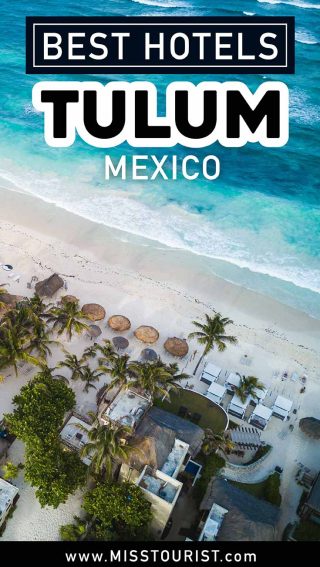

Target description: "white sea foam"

left=131, top=0, right=189, bottom=7
left=295, top=30, right=319, bottom=44
left=257, top=0, right=320, bottom=9
left=243, top=11, right=255, bottom=15
left=1, top=166, right=320, bottom=298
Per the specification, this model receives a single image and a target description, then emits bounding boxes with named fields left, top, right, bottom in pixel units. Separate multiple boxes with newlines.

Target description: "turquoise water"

left=0, top=1, right=319, bottom=317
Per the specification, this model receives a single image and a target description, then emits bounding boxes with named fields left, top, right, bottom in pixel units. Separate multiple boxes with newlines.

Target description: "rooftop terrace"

left=0, top=478, right=19, bottom=523
left=60, top=415, right=93, bottom=465
left=101, top=389, right=150, bottom=429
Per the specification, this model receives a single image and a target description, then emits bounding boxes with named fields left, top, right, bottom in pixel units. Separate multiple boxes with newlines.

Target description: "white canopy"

left=252, top=404, right=273, bottom=421
left=207, top=382, right=226, bottom=401
left=254, top=388, right=268, bottom=402
left=230, top=393, right=250, bottom=409
left=204, top=362, right=222, bottom=379
left=274, top=395, right=293, bottom=411
left=226, top=372, right=241, bottom=387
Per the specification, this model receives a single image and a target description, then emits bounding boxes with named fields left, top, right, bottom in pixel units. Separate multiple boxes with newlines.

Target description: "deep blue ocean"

left=0, top=1, right=319, bottom=317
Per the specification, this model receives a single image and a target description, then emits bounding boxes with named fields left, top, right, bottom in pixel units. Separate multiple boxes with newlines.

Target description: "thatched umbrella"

left=87, top=324, right=102, bottom=339
left=112, top=336, right=129, bottom=350
left=35, top=273, right=64, bottom=297
left=141, top=348, right=158, bottom=362
left=0, top=293, right=25, bottom=308
left=299, top=417, right=320, bottom=439
left=61, top=295, right=79, bottom=305
left=164, top=337, right=189, bottom=357
left=108, top=314, right=131, bottom=332
left=134, top=325, right=159, bottom=344
left=82, top=303, right=106, bottom=321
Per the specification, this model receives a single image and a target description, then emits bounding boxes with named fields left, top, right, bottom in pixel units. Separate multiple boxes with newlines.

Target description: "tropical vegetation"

left=189, top=313, right=237, bottom=374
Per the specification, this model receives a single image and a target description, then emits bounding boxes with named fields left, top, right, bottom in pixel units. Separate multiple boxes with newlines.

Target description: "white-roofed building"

left=227, top=394, right=250, bottom=419
left=225, top=372, right=241, bottom=392
left=200, top=362, right=222, bottom=385
left=0, top=478, right=19, bottom=528
left=206, top=382, right=227, bottom=405
left=249, top=404, right=273, bottom=430
left=272, top=395, right=293, bottom=420
left=60, top=414, right=93, bottom=465
left=198, top=502, right=228, bottom=541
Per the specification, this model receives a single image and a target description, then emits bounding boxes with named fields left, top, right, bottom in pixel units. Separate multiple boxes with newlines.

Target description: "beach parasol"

left=134, top=325, right=159, bottom=344
left=87, top=324, right=102, bottom=338
left=61, top=295, right=79, bottom=305
left=299, top=417, right=320, bottom=439
left=82, top=303, right=106, bottom=321
left=164, top=337, right=189, bottom=357
left=108, top=314, right=131, bottom=332
left=141, top=348, right=158, bottom=362
left=112, top=336, right=129, bottom=350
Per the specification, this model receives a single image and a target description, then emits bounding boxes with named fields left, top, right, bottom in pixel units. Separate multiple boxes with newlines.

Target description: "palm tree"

left=0, top=285, right=8, bottom=310
left=201, top=428, right=234, bottom=456
left=29, top=322, right=60, bottom=359
left=79, top=366, right=104, bottom=393
left=56, top=353, right=86, bottom=382
left=82, top=343, right=99, bottom=361
left=46, top=301, right=89, bottom=340
left=79, top=415, right=135, bottom=480
left=189, top=313, right=237, bottom=375
left=102, top=354, right=130, bottom=392
left=0, top=320, right=43, bottom=376
left=234, top=375, right=265, bottom=403
left=97, top=339, right=117, bottom=367
left=127, top=361, right=183, bottom=401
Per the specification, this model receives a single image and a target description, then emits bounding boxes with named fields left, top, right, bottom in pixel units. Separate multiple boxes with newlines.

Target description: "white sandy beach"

left=0, top=185, right=320, bottom=540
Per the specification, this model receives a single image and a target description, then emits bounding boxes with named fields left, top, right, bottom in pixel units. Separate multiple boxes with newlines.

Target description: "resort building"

left=0, top=478, right=19, bottom=528
left=249, top=404, right=273, bottom=430
left=200, top=362, right=222, bottom=385
left=198, top=502, right=228, bottom=541
left=272, top=395, right=293, bottom=420
left=100, top=388, right=150, bottom=429
left=60, top=414, right=93, bottom=465
left=299, top=473, right=320, bottom=524
left=227, top=393, right=250, bottom=419
left=206, top=381, right=227, bottom=405
left=119, top=406, right=204, bottom=537
left=200, top=479, right=279, bottom=541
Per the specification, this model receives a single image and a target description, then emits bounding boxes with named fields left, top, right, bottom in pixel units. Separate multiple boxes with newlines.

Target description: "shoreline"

left=0, top=185, right=320, bottom=370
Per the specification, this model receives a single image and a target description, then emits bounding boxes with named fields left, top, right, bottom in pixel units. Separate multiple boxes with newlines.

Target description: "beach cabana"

left=134, top=325, right=159, bottom=344
left=141, top=348, right=158, bottom=362
left=249, top=404, right=273, bottom=430
left=200, top=362, right=222, bottom=385
left=227, top=394, right=250, bottom=419
left=35, top=273, right=64, bottom=297
left=112, top=336, right=129, bottom=350
left=272, top=395, right=293, bottom=420
left=82, top=303, right=106, bottom=321
left=252, top=388, right=268, bottom=404
left=206, top=382, right=226, bottom=405
left=108, top=315, right=131, bottom=332
left=225, top=372, right=241, bottom=393
left=164, top=337, right=189, bottom=358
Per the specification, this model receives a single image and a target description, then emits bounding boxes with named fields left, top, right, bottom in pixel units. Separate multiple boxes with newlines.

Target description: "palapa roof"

left=164, top=337, right=189, bottom=357
left=299, top=417, right=320, bottom=440
left=61, top=295, right=79, bottom=304
left=147, top=407, right=204, bottom=458
left=201, top=479, right=279, bottom=541
left=131, top=416, right=176, bottom=470
left=108, top=314, right=131, bottom=332
left=0, top=293, right=25, bottom=307
left=82, top=303, right=106, bottom=321
left=35, top=273, right=64, bottom=297
left=134, top=325, right=159, bottom=344
left=305, top=473, right=320, bottom=513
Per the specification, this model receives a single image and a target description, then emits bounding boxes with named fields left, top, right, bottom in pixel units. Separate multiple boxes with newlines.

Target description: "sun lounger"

left=291, top=372, right=299, bottom=382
